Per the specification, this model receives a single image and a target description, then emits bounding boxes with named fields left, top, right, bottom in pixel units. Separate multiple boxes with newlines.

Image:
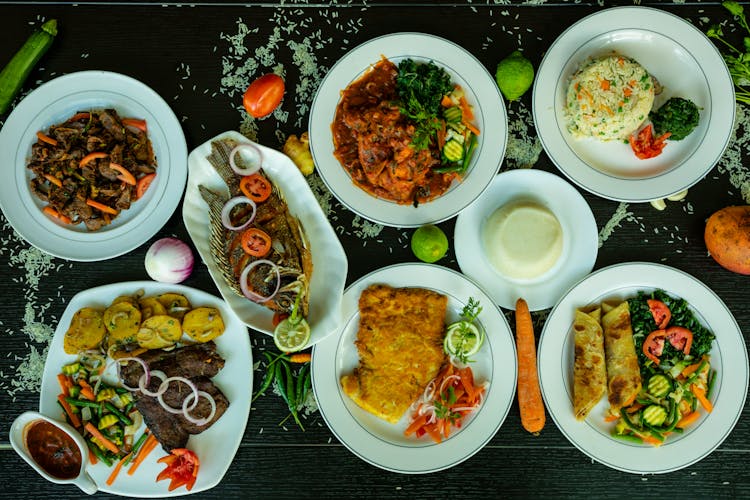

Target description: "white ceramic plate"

left=0, top=71, right=187, bottom=261
left=312, top=263, right=517, bottom=474
left=183, top=131, right=347, bottom=345
left=538, top=263, right=748, bottom=474
left=532, top=7, right=735, bottom=202
left=308, top=32, right=507, bottom=227
left=455, top=169, right=598, bottom=311
left=38, top=281, right=252, bottom=496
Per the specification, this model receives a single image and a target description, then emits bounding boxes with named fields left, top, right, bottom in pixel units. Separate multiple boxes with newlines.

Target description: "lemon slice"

left=274, top=317, right=311, bottom=352
left=443, top=321, right=484, bottom=358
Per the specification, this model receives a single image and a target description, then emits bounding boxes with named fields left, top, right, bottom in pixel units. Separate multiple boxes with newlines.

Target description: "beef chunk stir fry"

left=28, top=109, right=157, bottom=230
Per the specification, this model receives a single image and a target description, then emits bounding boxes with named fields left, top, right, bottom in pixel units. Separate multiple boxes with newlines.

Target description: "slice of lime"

left=443, top=321, right=484, bottom=358
left=274, top=317, right=311, bottom=352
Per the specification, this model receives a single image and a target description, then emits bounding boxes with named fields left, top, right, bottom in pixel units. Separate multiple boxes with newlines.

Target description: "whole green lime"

left=411, top=225, right=449, bottom=263
left=495, top=50, right=535, bottom=101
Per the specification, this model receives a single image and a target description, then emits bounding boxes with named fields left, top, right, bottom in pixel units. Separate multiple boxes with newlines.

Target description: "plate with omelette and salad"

left=311, top=263, right=517, bottom=474
left=538, top=262, right=748, bottom=474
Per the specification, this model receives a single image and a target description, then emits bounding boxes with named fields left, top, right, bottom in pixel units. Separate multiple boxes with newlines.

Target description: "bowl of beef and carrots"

left=0, top=70, right=187, bottom=261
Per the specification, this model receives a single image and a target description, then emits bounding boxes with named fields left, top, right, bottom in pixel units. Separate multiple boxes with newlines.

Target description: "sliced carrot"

left=692, top=384, right=713, bottom=413
left=600, top=79, right=610, bottom=90
left=287, top=353, right=311, bottom=363
left=80, top=386, right=96, bottom=401
left=404, top=414, right=429, bottom=436
left=681, top=362, right=702, bottom=378
left=36, top=131, right=58, bottom=146
left=86, top=199, right=119, bottom=215
left=458, top=96, right=474, bottom=122
left=43, top=206, right=72, bottom=224
left=84, top=422, right=120, bottom=454
left=79, top=152, right=108, bottom=168
left=623, top=87, right=633, bottom=97
left=127, top=434, right=159, bottom=475
left=109, top=163, right=137, bottom=185
left=641, top=435, right=663, bottom=447
left=604, top=414, right=619, bottom=422
left=462, top=119, right=481, bottom=136
left=424, top=422, right=442, bottom=443
left=441, top=95, right=453, bottom=107
left=106, top=455, right=129, bottom=486
left=68, top=112, right=91, bottom=122
left=88, top=448, right=98, bottom=465
left=122, top=118, right=147, bottom=132
left=43, top=173, right=63, bottom=188
left=57, top=373, right=71, bottom=394
left=58, top=394, right=81, bottom=428
left=676, top=410, right=701, bottom=429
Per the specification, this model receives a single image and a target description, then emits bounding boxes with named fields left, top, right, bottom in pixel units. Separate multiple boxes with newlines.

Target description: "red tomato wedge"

left=666, top=326, right=693, bottom=355
left=241, top=228, right=272, bottom=257
left=647, top=299, right=671, bottom=329
left=239, top=173, right=272, bottom=203
left=243, top=73, right=285, bottom=119
left=156, top=449, right=200, bottom=492
left=629, top=124, right=671, bottom=160
left=135, top=173, right=156, bottom=200
left=643, top=329, right=667, bottom=365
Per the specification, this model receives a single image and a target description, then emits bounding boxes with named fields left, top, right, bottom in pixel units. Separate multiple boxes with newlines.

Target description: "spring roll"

left=601, top=301, right=642, bottom=416
left=573, top=307, right=607, bottom=420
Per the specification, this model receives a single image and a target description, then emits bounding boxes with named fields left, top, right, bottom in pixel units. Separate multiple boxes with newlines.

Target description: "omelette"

left=340, top=284, right=447, bottom=424
left=572, top=307, right=607, bottom=420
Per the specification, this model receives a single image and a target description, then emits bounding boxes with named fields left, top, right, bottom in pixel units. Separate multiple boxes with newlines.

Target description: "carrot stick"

left=641, top=435, right=663, bottom=447
left=86, top=199, right=119, bottom=215
left=109, top=163, right=137, bottom=186
left=106, top=455, right=129, bottom=486
left=57, top=373, right=71, bottom=395
left=88, top=448, right=98, bottom=465
left=440, top=95, right=453, bottom=107
left=36, top=131, right=58, bottom=146
left=84, top=422, right=120, bottom=454
left=692, top=384, right=713, bottom=413
left=287, top=353, right=311, bottom=363
left=44, top=173, right=63, bottom=188
left=462, top=119, right=481, bottom=136
left=514, top=298, right=546, bottom=434
left=681, top=362, right=702, bottom=378
left=127, top=434, right=159, bottom=475
left=458, top=96, right=474, bottom=121
left=404, top=414, right=429, bottom=436
left=79, top=152, right=108, bottom=167
left=43, top=206, right=72, bottom=224
left=57, top=394, right=81, bottom=428
left=676, top=410, right=701, bottom=429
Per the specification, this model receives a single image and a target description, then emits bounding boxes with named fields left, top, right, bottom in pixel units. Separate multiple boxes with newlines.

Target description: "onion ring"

left=182, top=390, right=217, bottom=426
left=239, top=259, right=281, bottom=302
left=221, top=196, right=257, bottom=231
left=116, top=356, right=150, bottom=392
left=140, top=370, right=168, bottom=398
left=157, top=376, right=199, bottom=414
left=229, top=144, right=262, bottom=176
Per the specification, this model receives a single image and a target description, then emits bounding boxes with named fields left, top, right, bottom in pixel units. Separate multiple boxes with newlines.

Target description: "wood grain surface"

left=0, top=1, right=748, bottom=498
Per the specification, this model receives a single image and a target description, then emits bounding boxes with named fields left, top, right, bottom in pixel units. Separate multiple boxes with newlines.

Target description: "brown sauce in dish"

left=331, top=57, right=458, bottom=206
left=25, top=420, right=82, bottom=480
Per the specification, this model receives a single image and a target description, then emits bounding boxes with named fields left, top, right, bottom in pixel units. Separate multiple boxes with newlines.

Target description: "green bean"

left=123, top=431, right=149, bottom=466
left=706, top=369, right=717, bottom=399
left=87, top=440, right=112, bottom=467
left=104, top=402, right=133, bottom=426
left=610, top=432, right=643, bottom=444
left=65, top=397, right=100, bottom=409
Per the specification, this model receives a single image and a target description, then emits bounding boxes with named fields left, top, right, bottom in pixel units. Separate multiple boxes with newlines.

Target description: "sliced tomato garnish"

left=643, top=329, right=667, bottom=365
left=629, top=124, right=670, bottom=159
left=156, top=448, right=200, bottom=492
left=647, top=299, right=671, bottom=329
left=666, top=326, right=693, bottom=355
left=240, top=173, right=272, bottom=203
left=241, top=227, right=272, bottom=257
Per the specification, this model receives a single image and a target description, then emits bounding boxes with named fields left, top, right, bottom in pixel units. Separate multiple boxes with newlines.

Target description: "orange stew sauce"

left=25, top=420, right=82, bottom=480
left=331, top=57, right=457, bottom=206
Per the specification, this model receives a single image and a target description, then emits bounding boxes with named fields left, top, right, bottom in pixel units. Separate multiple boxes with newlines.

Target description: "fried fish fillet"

left=341, top=284, right=447, bottom=424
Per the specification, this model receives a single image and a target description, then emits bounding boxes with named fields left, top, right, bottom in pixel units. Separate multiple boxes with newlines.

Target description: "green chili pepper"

left=252, top=352, right=287, bottom=403
left=295, top=364, right=309, bottom=407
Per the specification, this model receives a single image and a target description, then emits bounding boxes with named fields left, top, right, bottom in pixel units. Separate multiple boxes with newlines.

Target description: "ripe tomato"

left=241, top=228, right=272, bottom=257
left=156, top=448, right=200, bottom=492
left=629, top=124, right=670, bottom=160
left=666, top=326, right=693, bottom=355
left=647, top=299, right=671, bottom=329
left=243, top=73, right=285, bottom=119
left=135, top=173, right=156, bottom=200
left=643, top=329, right=667, bottom=365
left=240, top=173, right=272, bottom=203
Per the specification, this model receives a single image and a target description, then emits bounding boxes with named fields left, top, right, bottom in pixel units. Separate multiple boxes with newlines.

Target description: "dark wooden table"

left=1, top=1, right=748, bottom=498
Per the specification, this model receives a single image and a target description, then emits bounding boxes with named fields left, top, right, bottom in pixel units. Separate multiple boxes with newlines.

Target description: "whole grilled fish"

left=199, top=139, right=312, bottom=317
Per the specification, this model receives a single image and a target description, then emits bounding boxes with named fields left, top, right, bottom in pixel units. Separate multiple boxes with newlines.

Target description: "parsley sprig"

left=707, top=1, right=750, bottom=104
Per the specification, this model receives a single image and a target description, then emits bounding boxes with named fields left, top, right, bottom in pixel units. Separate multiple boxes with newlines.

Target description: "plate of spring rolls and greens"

left=538, top=262, right=748, bottom=474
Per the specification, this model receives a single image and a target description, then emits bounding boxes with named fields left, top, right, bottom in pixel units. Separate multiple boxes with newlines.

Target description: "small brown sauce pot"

left=10, top=411, right=97, bottom=494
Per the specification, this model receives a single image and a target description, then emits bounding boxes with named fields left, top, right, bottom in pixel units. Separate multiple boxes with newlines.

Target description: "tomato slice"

left=135, top=173, right=156, bottom=200
left=243, top=73, right=285, bottom=119
left=643, top=329, right=667, bottom=365
left=156, top=448, right=200, bottom=492
left=629, top=124, right=670, bottom=159
left=240, top=173, right=272, bottom=203
left=647, top=299, right=671, bottom=329
left=666, top=326, right=693, bottom=355
left=241, top=228, right=272, bottom=257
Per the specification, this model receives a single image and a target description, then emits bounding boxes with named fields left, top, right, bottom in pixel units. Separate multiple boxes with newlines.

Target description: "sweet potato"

left=704, top=205, right=750, bottom=275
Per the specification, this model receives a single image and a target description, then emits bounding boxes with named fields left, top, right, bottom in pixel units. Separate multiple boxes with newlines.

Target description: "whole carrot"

left=514, top=298, right=545, bottom=434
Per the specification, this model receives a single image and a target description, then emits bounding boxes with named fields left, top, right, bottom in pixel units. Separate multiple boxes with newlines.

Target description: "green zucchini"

left=0, top=19, right=57, bottom=115
left=647, top=374, right=671, bottom=398
left=443, top=106, right=462, bottom=123
left=642, top=405, right=668, bottom=426
left=443, top=139, right=464, bottom=162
